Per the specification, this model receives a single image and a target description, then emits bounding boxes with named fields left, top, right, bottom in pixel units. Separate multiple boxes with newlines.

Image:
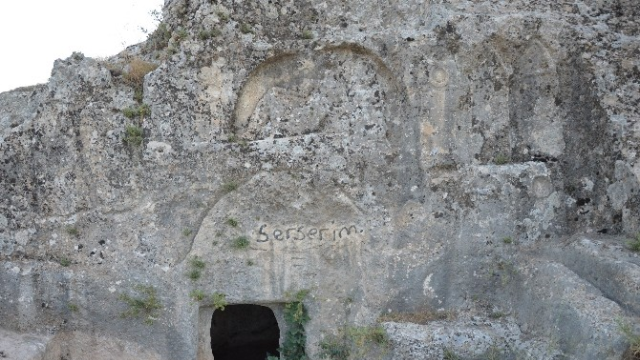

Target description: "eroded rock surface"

left=1, top=0, right=640, bottom=359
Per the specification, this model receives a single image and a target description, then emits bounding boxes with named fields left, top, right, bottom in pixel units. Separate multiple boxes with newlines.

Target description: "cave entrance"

left=211, top=304, right=280, bottom=360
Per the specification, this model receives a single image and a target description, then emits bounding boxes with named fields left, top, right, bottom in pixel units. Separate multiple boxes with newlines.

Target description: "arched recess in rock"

left=508, top=40, right=563, bottom=161
left=465, top=43, right=511, bottom=164
left=232, top=44, right=407, bottom=147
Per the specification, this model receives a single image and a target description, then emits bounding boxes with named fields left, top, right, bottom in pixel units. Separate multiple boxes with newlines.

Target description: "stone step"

left=382, top=316, right=562, bottom=360
left=514, top=258, right=631, bottom=360
left=542, top=235, right=640, bottom=316
left=0, top=327, right=49, bottom=360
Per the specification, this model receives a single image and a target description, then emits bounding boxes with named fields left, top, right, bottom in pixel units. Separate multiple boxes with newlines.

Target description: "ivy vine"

left=281, top=289, right=310, bottom=360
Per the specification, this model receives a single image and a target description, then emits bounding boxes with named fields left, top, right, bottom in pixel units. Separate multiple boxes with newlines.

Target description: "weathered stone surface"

left=1, top=0, right=640, bottom=359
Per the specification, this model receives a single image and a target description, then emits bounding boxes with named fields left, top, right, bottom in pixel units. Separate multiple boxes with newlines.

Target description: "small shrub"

left=212, top=292, right=227, bottom=311
left=232, top=236, right=250, bottom=249
left=147, top=22, right=172, bottom=51
left=67, top=303, right=79, bottom=312
left=489, top=311, right=505, bottom=319
left=282, top=290, right=310, bottom=360
left=188, top=269, right=201, bottom=281
left=123, top=125, right=144, bottom=146
left=65, top=226, right=79, bottom=236
left=198, top=28, right=221, bottom=40
left=174, top=28, right=188, bottom=42
left=190, top=257, right=206, bottom=270
left=59, top=258, right=71, bottom=267
left=217, top=11, right=229, bottom=21
left=240, top=23, right=252, bottom=34
left=226, top=218, right=238, bottom=227
left=502, top=237, right=513, bottom=244
left=228, top=134, right=237, bottom=142
left=190, top=289, right=206, bottom=301
left=182, top=228, right=193, bottom=237
left=222, top=181, right=238, bottom=193
left=122, top=104, right=151, bottom=119
left=119, top=285, right=163, bottom=325
left=628, top=234, right=640, bottom=253
left=246, top=259, right=255, bottom=266
left=494, top=154, right=510, bottom=165
left=318, top=325, right=389, bottom=360
left=319, top=336, right=350, bottom=360
left=443, top=348, right=461, bottom=360
left=133, top=88, right=144, bottom=103
left=302, top=29, right=314, bottom=39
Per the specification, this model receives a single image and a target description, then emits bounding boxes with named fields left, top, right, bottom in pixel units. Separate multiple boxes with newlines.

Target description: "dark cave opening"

left=211, top=304, right=280, bottom=360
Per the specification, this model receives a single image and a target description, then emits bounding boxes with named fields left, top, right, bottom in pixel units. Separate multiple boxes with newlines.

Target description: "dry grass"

left=123, top=58, right=158, bottom=89
left=378, top=309, right=456, bottom=324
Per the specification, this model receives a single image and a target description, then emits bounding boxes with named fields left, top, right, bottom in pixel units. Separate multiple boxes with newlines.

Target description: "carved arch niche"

left=233, top=44, right=405, bottom=144
left=508, top=40, right=563, bottom=160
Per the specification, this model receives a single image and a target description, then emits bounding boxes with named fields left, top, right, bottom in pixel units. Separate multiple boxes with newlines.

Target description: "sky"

left=0, top=0, right=164, bottom=93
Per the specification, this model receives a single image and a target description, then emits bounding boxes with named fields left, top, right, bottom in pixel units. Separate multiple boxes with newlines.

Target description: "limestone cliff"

left=1, top=0, right=639, bottom=359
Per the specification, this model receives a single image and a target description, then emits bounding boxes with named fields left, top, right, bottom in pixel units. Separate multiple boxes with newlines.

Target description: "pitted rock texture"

left=1, top=0, right=640, bottom=359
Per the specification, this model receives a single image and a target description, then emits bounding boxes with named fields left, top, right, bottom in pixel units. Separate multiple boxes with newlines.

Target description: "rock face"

left=1, top=0, right=640, bottom=359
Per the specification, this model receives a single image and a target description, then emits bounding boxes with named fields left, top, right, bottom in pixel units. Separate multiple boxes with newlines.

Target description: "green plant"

left=198, top=28, right=221, bottom=40
left=122, top=104, right=151, bottom=119
left=489, top=311, right=506, bottom=319
left=318, top=325, right=389, bottom=360
left=443, top=348, right=460, bottom=360
left=240, top=23, right=252, bottom=34
left=282, top=290, right=310, bottom=360
left=217, top=11, right=229, bottom=21
left=67, top=303, right=79, bottom=312
left=265, top=356, right=280, bottom=360
left=228, top=134, right=237, bottom=142
left=65, top=226, right=79, bottom=236
left=481, top=346, right=503, bottom=360
left=627, top=233, right=640, bottom=253
left=247, top=259, right=255, bottom=266
left=318, top=336, right=350, bottom=360
left=188, top=269, right=201, bottom=281
left=123, top=125, right=144, bottom=146
left=187, top=256, right=206, bottom=281
left=617, top=319, right=640, bottom=360
left=212, top=292, right=227, bottom=311
left=182, top=228, right=193, bottom=237
left=119, top=285, right=163, bottom=325
left=174, top=28, right=188, bottom=42
left=59, top=258, right=71, bottom=267
left=133, top=88, right=144, bottom=103
left=222, top=181, right=238, bottom=193
left=302, top=29, right=314, bottom=39
left=226, top=218, right=239, bottom=227
left=502, top=236, right=513, bottom=244
left=146, top=22, right=172, bottom=51
left=494, top=154, right=510, bottom=165
left=190, top=289, right=206, bottom=301
left=190, top=257, right=206, bottom=270
left=232, top=236, right=250, bottom=249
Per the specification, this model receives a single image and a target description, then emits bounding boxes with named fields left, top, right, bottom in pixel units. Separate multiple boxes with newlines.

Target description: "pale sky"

left=0, top=0, right=164, bottom=93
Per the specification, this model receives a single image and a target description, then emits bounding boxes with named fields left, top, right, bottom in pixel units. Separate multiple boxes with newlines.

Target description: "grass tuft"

left=119, top=285, right=162, bottom=325
left=231, top=236, right=250, bottom=249
left=628, top=234, right=640, bottom=252
left=123, top=125, right=144, bottom=146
